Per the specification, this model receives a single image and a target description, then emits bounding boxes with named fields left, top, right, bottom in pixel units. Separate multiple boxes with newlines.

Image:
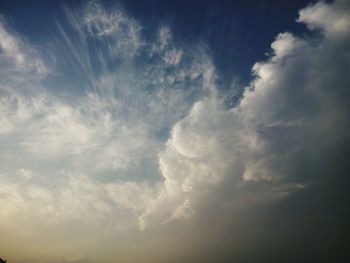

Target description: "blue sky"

left=0, top=0, right=316, bottom=87
left=0, top=0, right=349, bottom=262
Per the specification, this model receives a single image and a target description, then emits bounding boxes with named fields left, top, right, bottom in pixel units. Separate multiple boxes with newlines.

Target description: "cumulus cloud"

left=139, top=0, right=350, bottom=229
left=297, top=0, right=350, bottom=37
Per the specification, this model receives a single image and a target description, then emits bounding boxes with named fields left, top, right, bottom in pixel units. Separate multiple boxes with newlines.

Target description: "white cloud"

left=0, top=116, right=12, bottom=134
left=0, top=20, right=48, bottom=76
left=163, top=49, right=183, bottom=65
left=82, top=1, right=142, bottom=58
left=139, top=0, right=350, bottom=229
left=0, top=21, right=26, bottom=69
left=297, top=0, right=350, bottom=37
left=16, top=168, right=33, bottom=180
left=0, top=0, right=219, bottom=234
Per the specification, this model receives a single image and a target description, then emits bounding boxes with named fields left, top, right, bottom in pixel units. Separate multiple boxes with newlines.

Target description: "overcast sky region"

left=0, top=0, right=349, bottom=262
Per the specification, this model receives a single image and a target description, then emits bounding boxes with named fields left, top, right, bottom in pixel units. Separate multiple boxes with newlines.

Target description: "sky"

left=0, top=0, right=349, bottom=262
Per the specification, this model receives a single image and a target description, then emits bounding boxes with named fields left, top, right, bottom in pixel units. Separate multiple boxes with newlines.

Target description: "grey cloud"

left=139, top=2, right=350, bottom=257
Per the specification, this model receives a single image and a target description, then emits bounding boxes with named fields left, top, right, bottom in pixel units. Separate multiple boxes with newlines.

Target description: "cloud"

left=82, top=0, right=142, bottom=58
left=0, top=19, right=48, bottom=76
left=0, top=0, right=349, bottom=261
left=297, top=0, right=350, bottom=37
left=0, top=0, right=217, bottom=234
left=139, top=0, right=350, bottom=231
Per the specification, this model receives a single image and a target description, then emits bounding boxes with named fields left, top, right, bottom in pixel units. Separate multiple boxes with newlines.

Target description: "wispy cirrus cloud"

left=0, top=0, right=215, bottom=233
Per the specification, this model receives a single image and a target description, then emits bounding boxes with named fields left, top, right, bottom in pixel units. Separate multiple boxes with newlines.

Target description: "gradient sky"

left=0, top=0, right=349, bottom=262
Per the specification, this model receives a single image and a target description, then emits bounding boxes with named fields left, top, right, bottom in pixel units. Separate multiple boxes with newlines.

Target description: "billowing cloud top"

left=0, top=0, right=349, bottom=262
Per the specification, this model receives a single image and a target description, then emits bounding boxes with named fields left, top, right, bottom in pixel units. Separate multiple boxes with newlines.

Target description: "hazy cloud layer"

left=0, top=0, right=349, bottom=262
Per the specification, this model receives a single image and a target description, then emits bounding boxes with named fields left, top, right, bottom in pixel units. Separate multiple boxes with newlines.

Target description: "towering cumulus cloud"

left=140, top=0, right=350, bottom=229
left=0, top=0, right=349, bottom=262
